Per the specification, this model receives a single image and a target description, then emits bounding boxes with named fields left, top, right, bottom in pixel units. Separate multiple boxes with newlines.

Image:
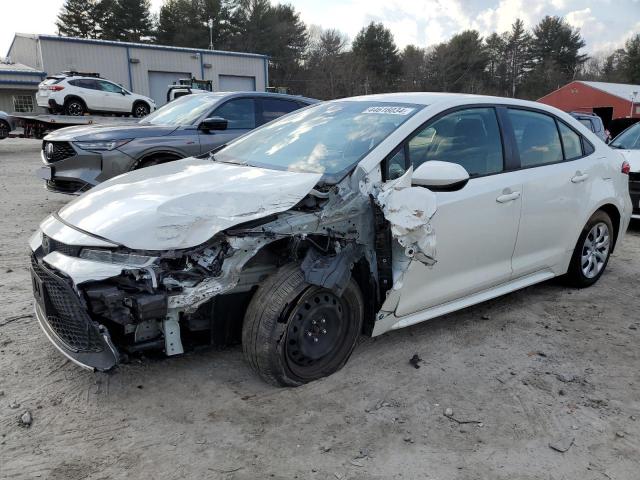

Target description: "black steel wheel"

left=242, top=263, right=363, bottom=387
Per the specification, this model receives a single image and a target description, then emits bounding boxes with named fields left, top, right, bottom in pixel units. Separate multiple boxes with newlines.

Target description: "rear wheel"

left=565, top=210, right=613, bottom=287
left=242, top=263, right=364, bottom=387
left=64, top=99, right=85, bottom=116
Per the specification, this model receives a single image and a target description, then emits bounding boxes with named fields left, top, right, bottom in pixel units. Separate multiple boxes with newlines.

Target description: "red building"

left=538, top=80, right=640, bottom=127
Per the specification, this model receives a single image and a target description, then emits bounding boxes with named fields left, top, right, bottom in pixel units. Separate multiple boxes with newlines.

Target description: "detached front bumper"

left=31, top=255, right=119, bottom=371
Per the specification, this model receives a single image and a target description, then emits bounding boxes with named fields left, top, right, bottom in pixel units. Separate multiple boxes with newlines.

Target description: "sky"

left=1, top=0, right=639, bottom=58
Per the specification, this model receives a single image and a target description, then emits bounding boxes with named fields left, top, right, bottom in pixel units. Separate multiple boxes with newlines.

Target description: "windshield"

left=214, top=101, right=421, bottom=180
left=611, top=123, right=640, bottom=149
left=141, top=94, right=224, bottom=126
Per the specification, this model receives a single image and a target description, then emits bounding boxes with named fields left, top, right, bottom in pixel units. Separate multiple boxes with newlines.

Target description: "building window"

left=13, top=95, right=35, bottom=113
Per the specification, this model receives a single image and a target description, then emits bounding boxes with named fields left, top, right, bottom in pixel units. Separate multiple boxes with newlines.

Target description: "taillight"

left=622, top=161, right=630, bottom=175
left=48, top=85, right=64, bottom=91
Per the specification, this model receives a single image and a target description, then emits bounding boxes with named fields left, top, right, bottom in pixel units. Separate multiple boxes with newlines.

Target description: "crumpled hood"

left=44, top=123, right=179, bottom=141
left=57, top=158, right=322, bottom=250
left=619, top=149, right=640, bottom=172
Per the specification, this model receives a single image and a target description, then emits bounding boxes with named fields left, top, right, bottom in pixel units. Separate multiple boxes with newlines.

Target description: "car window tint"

left=408, top=107, right=504, bottom=177
left=260, top=98, right=300, bottom=125
left=583, top=138, right=595, bottom=155
left=385, top=147, right=407, bottom=180
left=558, top=122, right=583, bottom=160
left=508, top=109, right=562, bottom=167
left=78, top=79, right=99, bottom=90
left=578, top=118, right=594, bottom=132
left=213, top=99, right=256, bottom=129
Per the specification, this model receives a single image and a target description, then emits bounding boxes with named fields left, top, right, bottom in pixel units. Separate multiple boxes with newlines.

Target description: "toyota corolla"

left=29, top=93, right=632, bottom=386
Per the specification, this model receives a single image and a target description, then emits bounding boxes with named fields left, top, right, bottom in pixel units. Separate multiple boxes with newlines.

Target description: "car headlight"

left=74, top=139, right=132, bottom=151
left=79, top=248, right=156, bottom=266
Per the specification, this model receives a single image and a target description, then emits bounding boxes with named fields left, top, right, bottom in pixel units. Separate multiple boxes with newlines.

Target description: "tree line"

left=56, top=0, right=640, bottom=100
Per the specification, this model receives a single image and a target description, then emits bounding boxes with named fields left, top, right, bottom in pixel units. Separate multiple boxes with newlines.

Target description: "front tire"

left=133, top=102, right=150, bottom=118
left=565, top=210, right=613, bottom=287
left=242, top=263, right=364, bottom=387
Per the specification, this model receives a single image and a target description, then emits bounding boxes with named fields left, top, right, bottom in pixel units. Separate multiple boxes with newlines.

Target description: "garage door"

left=148, top=71, right=190, bottom=106
left=219, top=75, right=256, bottom=92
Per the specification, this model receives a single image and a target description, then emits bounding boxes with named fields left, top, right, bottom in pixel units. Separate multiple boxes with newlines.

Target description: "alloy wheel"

left=581, top=222, right=610, bottom=279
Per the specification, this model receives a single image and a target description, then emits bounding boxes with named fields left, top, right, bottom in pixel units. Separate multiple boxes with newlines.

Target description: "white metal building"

left=4, top=33, right=269, bottom=109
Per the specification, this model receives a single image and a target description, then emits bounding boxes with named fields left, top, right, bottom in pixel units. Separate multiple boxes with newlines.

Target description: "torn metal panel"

left=375, top=169, right=438, bottom=268
left=56, top=159, right=323, bottom=250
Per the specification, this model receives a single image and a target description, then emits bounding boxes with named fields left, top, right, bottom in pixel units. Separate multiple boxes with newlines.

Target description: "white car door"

left=76, top=79, right=102, bottom=111
left=389, top=106, right=523, bottom=317
left=96, top=80, right=131, bottom=112
left=507, top=108, right=596, bottom=277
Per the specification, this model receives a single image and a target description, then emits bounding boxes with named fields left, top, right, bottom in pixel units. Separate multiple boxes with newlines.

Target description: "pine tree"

left=352, top=22, right=401, bottom=93
left=156, top=0, right=232, bottom=48
left=99, top=0, right=154, bottom=42
left=56, top=0, right=100, bottom=38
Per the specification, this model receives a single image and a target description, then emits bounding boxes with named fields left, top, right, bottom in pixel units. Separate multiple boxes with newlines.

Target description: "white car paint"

left=56, top=158, right=323, bottom=250
left=618, top=149, right=640, bottom=219
left=31, top=92, right=633, bottom=352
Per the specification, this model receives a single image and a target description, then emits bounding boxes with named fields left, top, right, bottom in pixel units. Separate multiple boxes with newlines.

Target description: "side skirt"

left=372, top=270, right=555, bottom=336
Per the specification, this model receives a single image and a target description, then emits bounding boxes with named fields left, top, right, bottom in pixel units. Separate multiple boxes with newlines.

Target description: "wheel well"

left=243, top=236, right=379, bottom=335
left=64, top=95, right=86, bottom=107
left=134, top=151, right=182, bottom=169
left=597, top=204, right=621, bottom=252
left=133, top=100, right=149, bottom=108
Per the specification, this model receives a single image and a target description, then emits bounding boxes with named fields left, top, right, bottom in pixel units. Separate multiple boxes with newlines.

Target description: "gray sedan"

left=37, top=92, right=318, bottom=194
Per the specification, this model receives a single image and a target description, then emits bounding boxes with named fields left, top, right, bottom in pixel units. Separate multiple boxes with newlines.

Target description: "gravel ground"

left=0, top=138, right=639, bottom=480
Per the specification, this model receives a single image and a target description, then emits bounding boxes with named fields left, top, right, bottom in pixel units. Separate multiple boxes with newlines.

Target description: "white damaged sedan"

left=29, top=93, right=632, bottom=386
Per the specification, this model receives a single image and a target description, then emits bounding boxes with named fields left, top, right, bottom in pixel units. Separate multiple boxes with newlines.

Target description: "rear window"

left=42, top=78, right=63, bottom=86
left=578, top=118, right=594, bottom=132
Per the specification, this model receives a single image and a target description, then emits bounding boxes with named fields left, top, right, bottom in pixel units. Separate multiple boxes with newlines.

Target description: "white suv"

left=36, top=72, right=156, bottom=117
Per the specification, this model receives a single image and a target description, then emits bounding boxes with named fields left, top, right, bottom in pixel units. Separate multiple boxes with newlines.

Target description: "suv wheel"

left=242, top=263, right=364, bottom=387
left=565, top=210, right=613, bottom=287
left=64, top=99, right=85, bottom=116
left=133, top=102, right=150, bottom=118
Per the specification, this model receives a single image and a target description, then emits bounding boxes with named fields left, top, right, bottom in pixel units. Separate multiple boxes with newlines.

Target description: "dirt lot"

left=0, top=138, right=639, bottom=480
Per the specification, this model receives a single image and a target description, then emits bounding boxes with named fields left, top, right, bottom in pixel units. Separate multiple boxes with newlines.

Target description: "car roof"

left=201, top=91, right=319, bottom=104
left=335, top=91, right=562, bottom=110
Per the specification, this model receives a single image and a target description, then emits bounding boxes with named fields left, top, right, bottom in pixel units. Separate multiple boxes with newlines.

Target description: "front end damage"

left=29, top=166, right=438, bottom=371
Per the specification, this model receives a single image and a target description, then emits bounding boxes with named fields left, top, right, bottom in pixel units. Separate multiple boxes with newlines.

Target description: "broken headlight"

left=79, top=248, right=157, bottom=266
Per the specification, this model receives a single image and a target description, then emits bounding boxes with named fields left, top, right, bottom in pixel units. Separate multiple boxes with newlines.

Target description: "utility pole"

left=208, top=18, right=214, bottom=50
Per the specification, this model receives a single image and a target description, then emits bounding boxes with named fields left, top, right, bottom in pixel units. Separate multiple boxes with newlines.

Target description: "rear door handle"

left=496, top=191, right=521, bottom=203
left=571, top=172, right=589, bottom=183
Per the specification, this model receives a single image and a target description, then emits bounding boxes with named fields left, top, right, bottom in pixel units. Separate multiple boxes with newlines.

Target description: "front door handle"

left=496, top=191, right=521, bottom=203
left=571, top=172, right=589, bottom=183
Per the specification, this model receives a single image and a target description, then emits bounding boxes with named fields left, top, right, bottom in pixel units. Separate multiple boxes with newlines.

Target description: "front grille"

left=42, top=234, right=81, bottom=257
left=31, top=256, right=104, bottom=353
left=42, top=141, right=76, bottom=163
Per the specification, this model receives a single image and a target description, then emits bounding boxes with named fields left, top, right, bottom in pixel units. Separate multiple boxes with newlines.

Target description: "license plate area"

left=36, top=166, right=53, bottom=180
left=31, top=267, right=47, bottom=312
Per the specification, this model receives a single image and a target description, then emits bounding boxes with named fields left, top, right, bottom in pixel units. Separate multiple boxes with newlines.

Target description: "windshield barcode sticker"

left=362, top=106, right=415, bottom=115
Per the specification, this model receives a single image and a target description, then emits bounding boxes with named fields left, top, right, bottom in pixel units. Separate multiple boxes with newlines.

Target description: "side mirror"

left=199, top=117, right=228, bottom=132
left=412, top=161, right=469, bottom=191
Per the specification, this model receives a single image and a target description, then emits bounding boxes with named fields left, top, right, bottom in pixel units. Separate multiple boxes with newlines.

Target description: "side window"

left=508, top=109, right=562, bottom=167
left=98, top=81, right=122, bottom=93
left=407, top=107, right=504, bottom=177
left=558, top=122, right=583, bottom=160
left=213, top=99, right=256, bottom=129
left=78, top=79, right=99, bottom=90
left=259, top=98, right=300, bottom=125
left=578, top=118, right=595, bottom=132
